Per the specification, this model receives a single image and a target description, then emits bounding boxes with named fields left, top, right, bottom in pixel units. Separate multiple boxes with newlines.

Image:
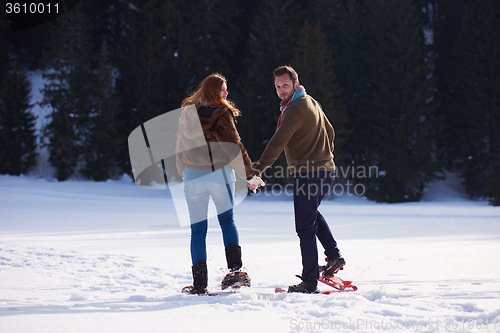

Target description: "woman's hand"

left=247, top=175, right=265, bottom=193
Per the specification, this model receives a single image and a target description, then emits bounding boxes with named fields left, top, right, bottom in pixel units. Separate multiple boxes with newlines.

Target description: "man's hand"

left=247, top=175, right=265, bottom=193
left=247, top=182, right=258, bottom=192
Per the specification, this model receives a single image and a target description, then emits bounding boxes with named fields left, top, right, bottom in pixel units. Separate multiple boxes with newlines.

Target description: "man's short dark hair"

left=273, top=66, right=299, bottom=86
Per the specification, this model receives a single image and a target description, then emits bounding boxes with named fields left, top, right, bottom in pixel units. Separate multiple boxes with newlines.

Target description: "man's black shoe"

left=288, top=275, right=319, bottom=293
left=322, top=255, right=346, bottom=276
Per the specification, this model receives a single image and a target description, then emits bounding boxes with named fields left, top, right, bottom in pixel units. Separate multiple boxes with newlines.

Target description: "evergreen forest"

left=0, top=0, right=499, bottom=205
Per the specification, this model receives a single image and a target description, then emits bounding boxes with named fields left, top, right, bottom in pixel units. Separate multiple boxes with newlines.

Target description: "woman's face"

left=220, top=82, right=228, bottom=100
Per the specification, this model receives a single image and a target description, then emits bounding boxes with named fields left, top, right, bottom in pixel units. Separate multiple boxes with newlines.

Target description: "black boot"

left=221, top=244, right=251, bottom=290
left=225, top=244, right=242, bottom=271
left=184, top=261, right=208, bottom=294
left=288, top=275, right=319, bottom=294
left=321, top=252, right=346, bottom=276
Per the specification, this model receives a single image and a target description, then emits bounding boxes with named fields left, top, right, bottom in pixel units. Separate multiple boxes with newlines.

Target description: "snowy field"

left=1, top=174, right=500, bottom=333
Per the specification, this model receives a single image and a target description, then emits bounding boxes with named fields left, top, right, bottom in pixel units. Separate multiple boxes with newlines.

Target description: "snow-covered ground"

left=1, top=174, right=499, bottom=333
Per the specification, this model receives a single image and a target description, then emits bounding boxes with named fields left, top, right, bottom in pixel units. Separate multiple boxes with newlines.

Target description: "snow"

left=26, top=70, right=49, bottom=134
left=1, top=174, right=499, bottom=332
left=26, top=70, right=54, bottom=179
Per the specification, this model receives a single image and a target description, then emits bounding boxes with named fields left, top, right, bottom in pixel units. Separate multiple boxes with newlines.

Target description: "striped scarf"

left=276, top=85, right=306, bottom=130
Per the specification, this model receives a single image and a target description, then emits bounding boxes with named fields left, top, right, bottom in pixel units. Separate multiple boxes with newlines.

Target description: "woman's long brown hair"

left=181, top=73, right=241, bottom=117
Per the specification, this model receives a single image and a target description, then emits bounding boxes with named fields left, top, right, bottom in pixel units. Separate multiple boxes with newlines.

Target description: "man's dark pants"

left=293, top=171, right=338, bottom=285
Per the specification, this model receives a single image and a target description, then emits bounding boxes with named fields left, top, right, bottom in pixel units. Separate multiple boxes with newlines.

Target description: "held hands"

left=247, top=175, right=265, bottom=193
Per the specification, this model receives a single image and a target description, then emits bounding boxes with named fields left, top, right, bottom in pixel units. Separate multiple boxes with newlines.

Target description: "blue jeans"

left=293, top=171, right=338, bottom=284
left=184, top=181, right=238, bottom=266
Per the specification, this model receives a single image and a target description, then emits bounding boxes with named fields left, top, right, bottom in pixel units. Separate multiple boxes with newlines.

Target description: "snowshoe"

left=221, top=271, right=251, bottom=290
left=181, top=285, right=208, bottom=295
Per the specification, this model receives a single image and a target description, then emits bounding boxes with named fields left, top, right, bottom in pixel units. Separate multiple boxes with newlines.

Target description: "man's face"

left=275, top=73, right=299, bottom=103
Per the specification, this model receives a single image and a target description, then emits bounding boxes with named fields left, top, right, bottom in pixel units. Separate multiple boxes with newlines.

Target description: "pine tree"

left=444, top=0, right=500, bottom=199
left=305, top=0, right=336, bottom=36
left=0, top=55, right=38, bottom=175
left=79, top=0, right=125, bottom=64
left=117, top=0, right=177, bottom=176
left=291, top=21, right=350, bottom=163
left=81, top=41, right=123, bottom=181
left=119, top=0, right=170, bottom=121
left=116, top=0, right=243, bottom=177
left=364, top=0, right=440, bottom=202
left=162, top=0, right=241, bottom=91
left=41, top=4, right=96, bottom=181
left=238, top=0, right=299, bottom=183
left=433, top=0, right=467, bottom=168
left=327, top=0, right=372, bottom=168
left=118, top=0, right=241, bottom=115
left=0, top=14, right=11, bottom=93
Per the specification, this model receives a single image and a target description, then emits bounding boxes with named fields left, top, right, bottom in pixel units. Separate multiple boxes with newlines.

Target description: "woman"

left=177, top=73, right=256, bottom=294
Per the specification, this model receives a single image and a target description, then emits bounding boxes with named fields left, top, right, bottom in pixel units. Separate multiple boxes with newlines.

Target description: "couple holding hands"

left=177, top=66, right=345, bottom=294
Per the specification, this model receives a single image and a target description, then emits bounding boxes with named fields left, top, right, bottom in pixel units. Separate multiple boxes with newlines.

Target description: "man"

left=251, top=65, right=345, bottom=293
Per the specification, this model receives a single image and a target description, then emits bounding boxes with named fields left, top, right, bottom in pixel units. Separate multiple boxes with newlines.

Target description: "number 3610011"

left=5, top=2, right=59, bottom=14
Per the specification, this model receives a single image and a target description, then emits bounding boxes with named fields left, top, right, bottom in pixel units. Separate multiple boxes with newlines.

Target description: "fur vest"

left=176, top=105, right=253, bottom=180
